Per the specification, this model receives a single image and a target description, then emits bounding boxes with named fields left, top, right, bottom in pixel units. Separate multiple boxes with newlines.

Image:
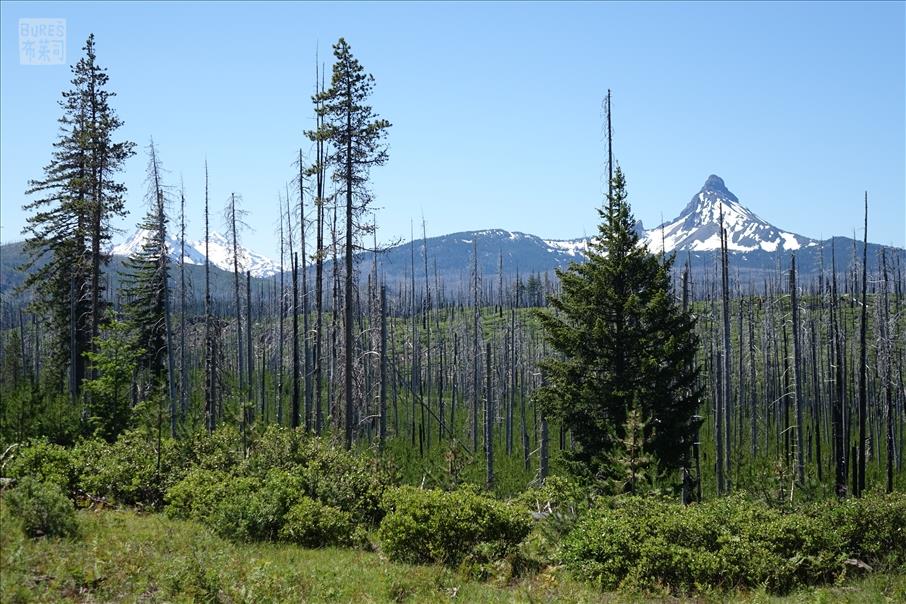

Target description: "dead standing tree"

left=224, top=193, right=249, bottom=401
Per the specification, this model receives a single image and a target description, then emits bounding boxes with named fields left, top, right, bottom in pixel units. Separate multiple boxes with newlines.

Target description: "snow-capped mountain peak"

left=644, top=175, right=816, bottom=254
left=188, top=231, right=279, bottom=277
left=110, top=229, right=279, bottom=277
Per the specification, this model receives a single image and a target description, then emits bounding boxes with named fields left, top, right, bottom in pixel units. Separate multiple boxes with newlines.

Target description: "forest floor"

left=2, top=508, right=904, bottom=603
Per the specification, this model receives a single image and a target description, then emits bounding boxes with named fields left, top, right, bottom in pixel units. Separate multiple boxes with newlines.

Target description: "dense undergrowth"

left=2, top=426, right=905, bottom=598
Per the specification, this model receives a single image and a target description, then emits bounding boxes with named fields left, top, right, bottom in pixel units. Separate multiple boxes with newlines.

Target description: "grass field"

left=2, top=505, right=905, bottom=603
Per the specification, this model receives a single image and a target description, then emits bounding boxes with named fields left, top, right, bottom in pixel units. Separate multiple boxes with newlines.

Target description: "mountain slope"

left=368, top=175, right=899, bottom=285
left=641, top=175, right=816, bottom=253
left=110, top=229, right=279, bottom=277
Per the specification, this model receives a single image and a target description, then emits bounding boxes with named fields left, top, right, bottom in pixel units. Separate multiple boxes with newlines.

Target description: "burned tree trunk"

left=379, top=284, right=387, bottom=451
left=292, top=252, right=300, bottom=429
left=857, top=193, right=868, bottom=496
left=485, top=341, right=494, bottom=488
left=790, top=256, right=805, bottom=484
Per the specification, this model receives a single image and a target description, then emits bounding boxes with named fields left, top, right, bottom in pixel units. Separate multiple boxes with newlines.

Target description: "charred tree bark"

left=229, top=193, right=244, bottom=397
left=719, top=205, right=733, bottom=492
left=178, top=186, right=187, bottom=434
left=472, top=239, right=480, bottom=451
left=277, top=199, right=285, bottom=425
left=379, top=284, right=387, bottom=451
left=485, top=342, right=494, bottom=488
left=291, top=252, right=300, bottom=429
left=299, top=150, right=312, bottom=431
left=831, top=243, right=847, bottom=497
left=246, top=271, right=253, bottom=424
left=882, top=251, right=894, bottom=493
left=204, top=162, right=214, bottom=433
left=857, top=193, right=868, bottom=496
left=790, top=256, right=805, bottom=484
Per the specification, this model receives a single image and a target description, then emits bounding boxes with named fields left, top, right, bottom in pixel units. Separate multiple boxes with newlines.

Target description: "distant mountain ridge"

left=3, top=175, right=902, bottom=295
left=100, top=175, right=877, bottom=276
left=369, top=175, right=900, bottom=285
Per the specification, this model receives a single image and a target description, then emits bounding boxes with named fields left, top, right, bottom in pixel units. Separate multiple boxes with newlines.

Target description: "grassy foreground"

left=1, top=507, right=904, bottom=603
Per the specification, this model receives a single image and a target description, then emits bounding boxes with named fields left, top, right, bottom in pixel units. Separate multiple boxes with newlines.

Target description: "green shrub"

left=243, top=428, right=396, bottom=526
left=378, top=486, right=532, bottom=566
left=563, top=493, right=906, bottom=594
left=293, top=448, right=389, bottom=526
left=4, top=476, right=78, bottom=538
left=241, top=469, right=309, bottom=541
left=565, top=495, right=814, bottom=592
left=166, top=470, right=264, bottom=541
left=4, top=440, right=75, bottom=495
left=182, top=425, right=245, bottom=474
left=240, top=425, right=301, bottom=475
left=203, top=476, right=266, bottom=541
left=562, top=497, right=657, bottom=590
left=512, top=475, right=594, bottom=517
left=72, top=431, right=183, bottom=507
left=166, top=468, right=311, bottom=543
left=512, top=476, right=598, bottom=567
left=810, top=492, right=906, bottom=570
left=279, top=497, right=360, bottom=547
left=166, top=466, right=376, bottom=546
left=164, top=468, right=233, bottom=522
left=168, top=427, right=395, bottom=531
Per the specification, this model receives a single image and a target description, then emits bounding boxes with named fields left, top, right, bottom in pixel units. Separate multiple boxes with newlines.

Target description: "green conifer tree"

left=120, top=142, right=171, bottom=397
left=608, top=399, right=659, bottom=494
left=21, top=34, right=134, bottom=396
left=308, top=37, right=391, bottom=449
left=536, top=168, right=701, bottom=480
left=83, top=319, right=143, bottom=442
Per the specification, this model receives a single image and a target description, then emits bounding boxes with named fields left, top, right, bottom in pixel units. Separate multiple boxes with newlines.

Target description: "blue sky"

left=1, top=1, right=904, bottom=258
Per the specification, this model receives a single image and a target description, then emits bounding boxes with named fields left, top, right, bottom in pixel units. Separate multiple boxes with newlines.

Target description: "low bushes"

left=164, top=468, right=234, bottom=523
left=811, top=493, right=906, bottom=568
left=511, top=476, right=597, bottom=568
left=165, top=456, right=531, bottom=561
left=242, top=426, right=395, bottom=525
left=6, top=425, right=395, bottom=519
left=279, top=497, right=361, bottom=548
left=6, top=429, right=904, bottom=595
left=72, top=432, right=185, bottom=507
left=378, top=485, right=532, bottom=566
left=1, top=430, right=198, bottom=510
left=4, top=440, right=76, bottom=495
left=165, top=468, right=364, bottom=546
left=4, top=476, right=78, bottom=538
left=162, top=427, right=394, bottom=548
left=5, top=426, right=396, bottom=549
left=563, top=492, right=906, bottom=594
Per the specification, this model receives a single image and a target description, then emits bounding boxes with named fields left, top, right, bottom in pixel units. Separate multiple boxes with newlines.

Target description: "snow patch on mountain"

left=189, top=232, right=280, bottom=278
left=538, top=175, right=814, bottom=260
left=642, top=175, right=815, bottom=254
left=110, top=229, right=279, bottom=277
left=543, top=238, right=590, bottom=257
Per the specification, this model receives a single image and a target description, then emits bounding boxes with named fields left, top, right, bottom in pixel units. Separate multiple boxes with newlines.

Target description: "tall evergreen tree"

left=21, top=34, right=134, bottom=395
left=121, top=142, right=172, bottom=403
left=536, top=168, right=702, bottom=479
left=309, top=38, right=391, bottom=449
